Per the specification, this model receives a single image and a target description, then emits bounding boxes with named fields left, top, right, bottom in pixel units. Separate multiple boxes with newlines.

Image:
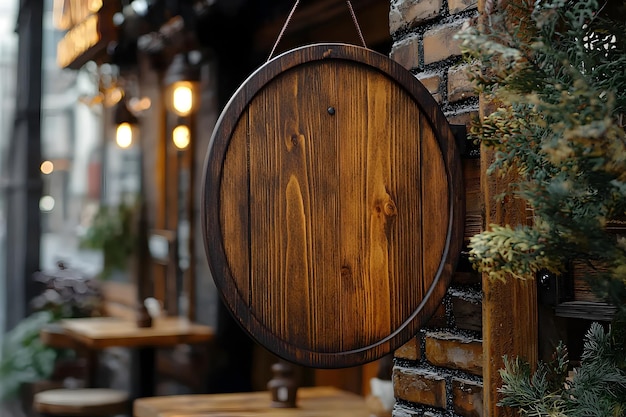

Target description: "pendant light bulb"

left=172, top=124, right=191, bottom=150
left=172, top=83, right=194, bottom=116
left=116, top=122, right=133, bottom=148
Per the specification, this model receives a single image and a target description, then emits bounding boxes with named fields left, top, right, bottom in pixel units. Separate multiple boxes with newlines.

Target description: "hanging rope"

left=267, top=0, right=301, bottom=62
left=267, top=0, right=368, bottom=61
left=346, top=1, right=367, bottom=49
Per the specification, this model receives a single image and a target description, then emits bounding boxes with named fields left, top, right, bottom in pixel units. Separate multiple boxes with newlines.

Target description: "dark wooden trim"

left=554, top=301, right=616, bottom=322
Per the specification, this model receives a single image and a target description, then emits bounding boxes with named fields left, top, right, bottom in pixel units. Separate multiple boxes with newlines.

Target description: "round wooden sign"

left=202, top=44, right=464, bottom=368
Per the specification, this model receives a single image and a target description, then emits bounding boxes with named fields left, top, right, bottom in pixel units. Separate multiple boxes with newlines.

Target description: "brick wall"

left=389, top=1, right=483, bottom=416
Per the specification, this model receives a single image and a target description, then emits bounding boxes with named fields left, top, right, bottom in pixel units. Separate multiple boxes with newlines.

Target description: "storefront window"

left=0, top=0, right=18, bottom=342
left=40, top=1, right=105, bottom=277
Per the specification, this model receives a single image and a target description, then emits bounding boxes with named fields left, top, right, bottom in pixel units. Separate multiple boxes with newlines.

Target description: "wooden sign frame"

left=202, top=43, right=464, bottom=368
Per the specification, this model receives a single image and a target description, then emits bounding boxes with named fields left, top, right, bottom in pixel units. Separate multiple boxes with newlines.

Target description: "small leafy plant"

left=0, top=311, right=59, bottom=401
left=0, top=263, right=101, bottom=401
left=80, top=201, right=137, bottom=279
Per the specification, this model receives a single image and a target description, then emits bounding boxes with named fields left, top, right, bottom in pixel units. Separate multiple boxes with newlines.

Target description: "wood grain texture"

left=134, top=386, right=367, bottom=417
left=203, top=44, right=464, bottom=368
left=59, top=316, right=214, bottom=350
left=481, top=146, right=538, bottom=417
left=476, top=0, right=538, bottom=412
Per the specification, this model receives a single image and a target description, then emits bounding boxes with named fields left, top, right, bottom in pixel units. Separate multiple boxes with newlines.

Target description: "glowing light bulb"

left=116, top=122, right=133, bottom=148
left=172, top=83, right=193, bottom=116
left=172, top=125, right=190, bottom=150
left=40, top=160, right=54, bottom=175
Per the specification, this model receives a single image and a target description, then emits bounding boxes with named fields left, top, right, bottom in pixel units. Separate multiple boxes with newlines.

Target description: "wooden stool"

left=33, top=388, right=129, bottom=417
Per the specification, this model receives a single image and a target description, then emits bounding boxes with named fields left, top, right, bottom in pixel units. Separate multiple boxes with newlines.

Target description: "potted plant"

left=457, top=0, right=626, bottom=414
left=0, top=262, right=101, bottom=402
left=79, top=200, right=137, bottom=280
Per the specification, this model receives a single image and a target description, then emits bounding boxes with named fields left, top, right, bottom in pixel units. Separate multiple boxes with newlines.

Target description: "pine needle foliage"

left=457, top=0, right=626, bottom=414
left=499, top=323, right=626, bottom=416
left=457, top=0, right=626, bottom=317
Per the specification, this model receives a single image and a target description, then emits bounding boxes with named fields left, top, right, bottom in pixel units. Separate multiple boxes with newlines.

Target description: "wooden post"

left=480, top=143, right=538, bottom=417
left=476, top=0, right=539, bottom=414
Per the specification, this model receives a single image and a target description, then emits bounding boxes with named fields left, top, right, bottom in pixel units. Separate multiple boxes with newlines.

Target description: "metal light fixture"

left=164, top=53, right=200, bottom=117
left=114, top=99, right=139, bottom=148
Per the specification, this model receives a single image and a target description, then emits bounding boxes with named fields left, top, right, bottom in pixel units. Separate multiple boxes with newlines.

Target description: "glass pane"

left=40, top=5, right=104, bottom=277
left=0, top=0, right=18, bottom=345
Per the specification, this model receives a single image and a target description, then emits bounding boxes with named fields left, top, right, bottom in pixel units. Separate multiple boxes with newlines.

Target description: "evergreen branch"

left=458, top=0, right=626, bottom=414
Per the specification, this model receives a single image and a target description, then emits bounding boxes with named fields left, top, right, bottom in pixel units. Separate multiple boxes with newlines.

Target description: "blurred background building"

left=1, top=0, right=392, bottom=404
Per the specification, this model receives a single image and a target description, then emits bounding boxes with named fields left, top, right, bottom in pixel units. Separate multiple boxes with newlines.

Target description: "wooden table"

left=60, top=316, right=214, bottom=349
left=134, top=386, right=369, bottom=417
left=55, top=316, right=214, bottom=398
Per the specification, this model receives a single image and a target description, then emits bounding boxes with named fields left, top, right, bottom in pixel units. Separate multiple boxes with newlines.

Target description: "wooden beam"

left=481, top=147, right=538, bottom=417
left=476, top=0, right=539, bottom=413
